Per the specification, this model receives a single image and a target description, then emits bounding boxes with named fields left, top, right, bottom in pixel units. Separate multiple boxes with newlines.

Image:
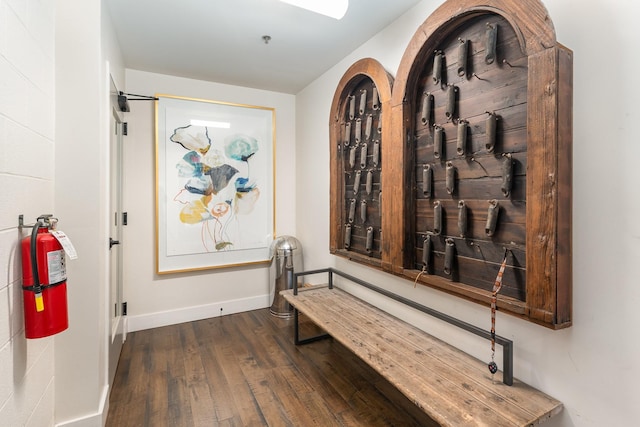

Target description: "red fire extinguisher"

left=21, top=215, right=69, bottom=339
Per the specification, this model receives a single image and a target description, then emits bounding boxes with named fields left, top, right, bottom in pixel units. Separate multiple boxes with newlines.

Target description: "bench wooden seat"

left=281, top=285, right=562, bottom=427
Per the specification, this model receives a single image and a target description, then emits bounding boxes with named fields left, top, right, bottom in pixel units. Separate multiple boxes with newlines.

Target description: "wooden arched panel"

left=329, top=58, right=394, bottom=269
left=384, top=0, right=573, bottom=329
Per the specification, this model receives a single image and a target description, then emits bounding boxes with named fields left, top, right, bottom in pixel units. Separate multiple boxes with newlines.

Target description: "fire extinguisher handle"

left=109, top=238, right=120, bottom=249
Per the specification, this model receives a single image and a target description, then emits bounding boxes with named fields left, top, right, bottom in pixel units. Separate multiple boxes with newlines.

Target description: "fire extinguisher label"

left=47, top=250, right=67, bottom=284
left=50, top=230, right=78, bottom=260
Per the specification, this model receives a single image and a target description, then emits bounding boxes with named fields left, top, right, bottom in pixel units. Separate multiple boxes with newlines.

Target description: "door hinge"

left=123, top=122, right=128, bottom=135
left=122, top=302, right=127, bottom=316
left=123, top=212, right=128, bottom=226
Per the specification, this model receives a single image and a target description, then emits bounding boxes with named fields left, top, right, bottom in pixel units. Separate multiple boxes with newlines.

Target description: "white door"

left=108, top=76, right=125, bottom=384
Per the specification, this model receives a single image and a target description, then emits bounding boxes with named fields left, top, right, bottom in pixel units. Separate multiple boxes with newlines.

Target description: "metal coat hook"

left=457, top=38, right=468, bottom=77
left=485, top=23, right=498, bottom=64
left=444, top=238, right=456, bottom=276
left=445, top=85, right=458, bottom=120
left=344, top=224, right=352, bottom=248
left=458, top=200, right=467, bottom=238
left=366, top=227, right=374, bottom=253
left=434, top=125, right=444, bottom=160
left=457, top=119, right=468, bottom=157
left=433, top=201, right=442, bottom=235
left=470, top=157, right=489, bottom=176
left=432, top=50, right=444, bottom=85
left=501, top=59, right=523, bottom=69
left=422, top=234, right=432, bottom=273
left=485, top=111, right=498, bottom=153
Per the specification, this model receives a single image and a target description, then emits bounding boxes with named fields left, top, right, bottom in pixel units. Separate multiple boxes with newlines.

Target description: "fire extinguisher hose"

left=30, top=219, right=43, bottom=296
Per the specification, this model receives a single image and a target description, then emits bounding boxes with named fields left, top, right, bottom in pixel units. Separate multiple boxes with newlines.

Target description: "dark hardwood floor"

left=106, top=308, right=438, bottom=427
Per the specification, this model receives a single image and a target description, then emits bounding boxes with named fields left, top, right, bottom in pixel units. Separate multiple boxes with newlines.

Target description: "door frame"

left=107, top=73, right=125, bottom=386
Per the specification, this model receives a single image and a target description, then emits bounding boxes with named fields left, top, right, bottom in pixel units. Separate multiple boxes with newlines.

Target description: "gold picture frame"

left=155, top=94, right=275, bottom=274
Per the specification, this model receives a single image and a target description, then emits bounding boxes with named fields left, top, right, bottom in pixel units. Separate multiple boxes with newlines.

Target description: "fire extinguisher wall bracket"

left=18, top=214, right=54, bottom=232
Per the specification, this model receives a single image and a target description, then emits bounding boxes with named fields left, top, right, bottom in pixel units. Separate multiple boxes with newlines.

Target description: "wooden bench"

left=281, top=269, right=562, bottom=427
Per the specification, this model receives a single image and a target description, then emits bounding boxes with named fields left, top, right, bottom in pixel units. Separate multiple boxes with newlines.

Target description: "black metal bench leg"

left=294, top=308, right=330, bottom=345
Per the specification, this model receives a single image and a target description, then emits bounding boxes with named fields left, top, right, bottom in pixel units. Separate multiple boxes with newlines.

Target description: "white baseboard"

left=55, top=385, right=108, bottom=427
left=126, top=294, right=271, bottom=333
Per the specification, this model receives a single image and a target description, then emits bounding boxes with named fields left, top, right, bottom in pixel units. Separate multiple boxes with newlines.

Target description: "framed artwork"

left=155, top=94, right=275, bottom=274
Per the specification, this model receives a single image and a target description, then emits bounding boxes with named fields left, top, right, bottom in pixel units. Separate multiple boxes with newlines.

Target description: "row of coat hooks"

left=431, top=23, right=524, bottom=90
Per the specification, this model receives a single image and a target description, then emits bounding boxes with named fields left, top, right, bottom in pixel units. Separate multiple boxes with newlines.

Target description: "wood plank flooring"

left=106, top=308, right=438, bottom=427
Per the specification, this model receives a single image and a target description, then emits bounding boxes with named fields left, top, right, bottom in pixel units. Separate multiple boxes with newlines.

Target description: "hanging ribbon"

left=489, top=249, right=509, bottom=376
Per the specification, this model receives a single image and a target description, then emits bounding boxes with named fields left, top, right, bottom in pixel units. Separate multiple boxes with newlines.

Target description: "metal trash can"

left=269, top=236, right=303, bottom=318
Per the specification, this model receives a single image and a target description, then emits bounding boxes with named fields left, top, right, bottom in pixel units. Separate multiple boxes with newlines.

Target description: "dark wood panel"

left=414, top=16, right=529, bottom=124
left=415, top=124, right=528, bottom=168
left=414, top=152, right=527, bottom=185
left=413, top=234, right=525, bottom=266
left=407, top=13, right=529, bottom=298
left=338, top=75, right=384, bottom=260
left=341, top=226, right=383, bottom=259
left=413, top=249, right=526, bottom=300
left=419, top=70, right=528, bottom=128
left=416, top=13, right=528, bottom=90
left=415, top=124, right=528, bottom=165
left=415, top=198, right=526, bottom=227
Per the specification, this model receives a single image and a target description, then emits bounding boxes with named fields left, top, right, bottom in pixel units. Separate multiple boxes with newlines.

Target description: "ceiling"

left=105, top=0, right=423, bottom=94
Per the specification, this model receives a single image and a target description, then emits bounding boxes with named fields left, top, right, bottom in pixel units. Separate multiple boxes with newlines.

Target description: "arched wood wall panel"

left=329, top=58, right=394, bottom=269
left=329, top=0, right=572, bottom=329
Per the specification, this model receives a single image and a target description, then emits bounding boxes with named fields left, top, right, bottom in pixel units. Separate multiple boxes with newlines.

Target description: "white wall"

left=122, top=69, right=296, bottom=331
left=55, top=0, right=103, bottom=423
left=54, top=0, right=125, bottom=425
left=295, top=1, right=639, bottom=426
left=0, top=0, right=57, bottom=425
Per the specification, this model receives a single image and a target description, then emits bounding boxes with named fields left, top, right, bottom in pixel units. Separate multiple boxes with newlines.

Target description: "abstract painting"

left=156, top=94, right=275, bottom=273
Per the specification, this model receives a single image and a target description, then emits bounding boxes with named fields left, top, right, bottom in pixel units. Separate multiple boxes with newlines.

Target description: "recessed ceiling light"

left=279, top=0, right=348, bottom=20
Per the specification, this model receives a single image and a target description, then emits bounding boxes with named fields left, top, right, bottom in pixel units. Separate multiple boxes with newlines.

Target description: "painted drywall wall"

left=295, top=1, right=639, bottom=426
left=0, top=0, right=57, bottom=425
left=122, top=69, right=296, bottom=332
left=55, top=0, right=104, bottom=422
left=54, top=0, right=125, bottom=425
left=102, top=0, right=124, bottom=93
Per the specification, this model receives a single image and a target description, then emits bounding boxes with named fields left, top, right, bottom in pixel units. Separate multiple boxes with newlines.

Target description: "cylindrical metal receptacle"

left=269, top=236, right=303, bottom=318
